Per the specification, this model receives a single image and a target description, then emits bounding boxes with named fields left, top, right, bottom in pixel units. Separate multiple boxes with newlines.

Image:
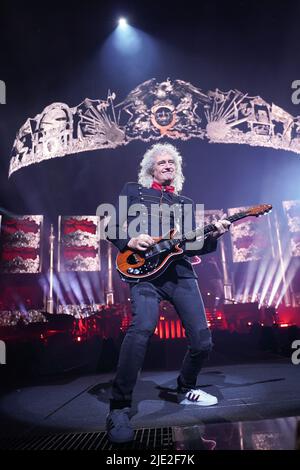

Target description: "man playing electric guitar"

left=105, top=143, right=231, bottom=443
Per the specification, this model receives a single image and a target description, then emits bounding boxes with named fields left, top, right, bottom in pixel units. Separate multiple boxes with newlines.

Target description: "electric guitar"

left=116, top=204, right=272, bottom=282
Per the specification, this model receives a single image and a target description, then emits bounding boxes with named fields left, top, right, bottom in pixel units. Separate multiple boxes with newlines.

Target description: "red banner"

left=58, top=216, right=100, bottom=272
left=0, top=216, right=43, bottom=273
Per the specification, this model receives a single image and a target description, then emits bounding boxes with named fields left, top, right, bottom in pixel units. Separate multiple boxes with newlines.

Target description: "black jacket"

left=106, top=182, right=217, bottom=279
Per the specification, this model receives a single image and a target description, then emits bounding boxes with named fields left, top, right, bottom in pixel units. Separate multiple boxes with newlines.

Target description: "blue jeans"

left=110, top=273, right=212, bottom=409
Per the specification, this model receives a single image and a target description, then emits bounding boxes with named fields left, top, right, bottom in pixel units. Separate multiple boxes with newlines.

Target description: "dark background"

left=1, top=0, right=300, bottom=220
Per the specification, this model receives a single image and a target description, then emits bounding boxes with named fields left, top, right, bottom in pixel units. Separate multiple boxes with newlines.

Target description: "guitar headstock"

left=245, top=204, right=272, bottom=217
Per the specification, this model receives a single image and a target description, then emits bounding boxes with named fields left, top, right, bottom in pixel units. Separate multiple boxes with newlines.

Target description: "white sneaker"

left=180, top=388, right=218, bottom=406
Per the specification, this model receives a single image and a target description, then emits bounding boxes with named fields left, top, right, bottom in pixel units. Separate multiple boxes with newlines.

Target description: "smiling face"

left=152, top=153, right=176, bottom=186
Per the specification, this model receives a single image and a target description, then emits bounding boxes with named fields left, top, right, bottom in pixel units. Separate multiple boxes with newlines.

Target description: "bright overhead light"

left=118, top=18, right=127, bottom=27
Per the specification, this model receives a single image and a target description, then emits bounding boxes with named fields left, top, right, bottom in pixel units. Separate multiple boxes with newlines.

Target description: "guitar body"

left=116, top=229, right=184, bottom=282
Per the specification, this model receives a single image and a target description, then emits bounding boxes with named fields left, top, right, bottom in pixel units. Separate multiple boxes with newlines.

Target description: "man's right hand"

left=127, top=234, right=155, bottom=251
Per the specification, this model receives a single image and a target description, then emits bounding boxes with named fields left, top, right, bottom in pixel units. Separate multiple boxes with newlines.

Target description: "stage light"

left=118, top=18, right=128, bottom=27
left=101, top=18, right=157, bottom=82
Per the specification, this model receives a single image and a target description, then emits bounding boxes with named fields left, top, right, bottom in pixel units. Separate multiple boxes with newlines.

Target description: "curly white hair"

left=138, top=143, right=185, bottom=193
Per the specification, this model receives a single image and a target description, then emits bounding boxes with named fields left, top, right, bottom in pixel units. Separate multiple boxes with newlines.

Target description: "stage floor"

left=0, top=358, right=300, bottom=449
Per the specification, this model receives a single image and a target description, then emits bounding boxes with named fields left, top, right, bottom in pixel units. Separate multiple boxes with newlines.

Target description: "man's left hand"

left=211, top=215, right=231, bottom=238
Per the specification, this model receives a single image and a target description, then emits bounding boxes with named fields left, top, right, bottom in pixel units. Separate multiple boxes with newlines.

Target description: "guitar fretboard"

left=172, top=210, right=250, bottom=246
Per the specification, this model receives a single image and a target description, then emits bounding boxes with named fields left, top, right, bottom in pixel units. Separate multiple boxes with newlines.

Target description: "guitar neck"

left=178, top=210, right=250, bottom=244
